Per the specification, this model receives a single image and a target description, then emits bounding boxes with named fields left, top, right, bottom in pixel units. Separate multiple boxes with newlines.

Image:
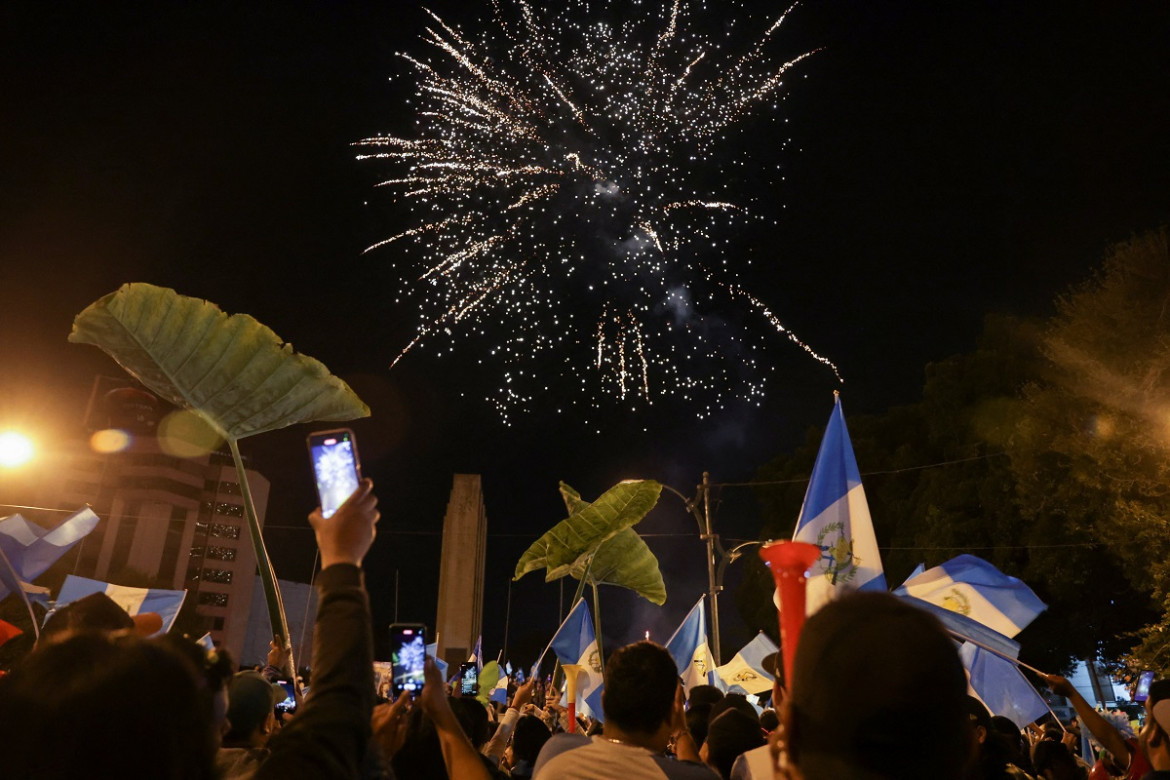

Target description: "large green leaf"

left=574, top=529, right=666, bottom=605
left=514, top=479, right=662, bottom=586
left=69, top=283, right=369, bottom=439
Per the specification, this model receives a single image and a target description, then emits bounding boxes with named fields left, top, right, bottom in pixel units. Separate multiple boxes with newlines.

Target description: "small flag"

left=0, top=618, right=22, bottom=648
left=0, top=509, right=100, bottom=601
left=469, top=635, right=483, bottom=671
left=490, top=672, right=510, bottom=705
left=961, top=643, right=1050, bottom=729
left=425, top=642, right=449, bottom=680
left=550, top=599, right=605, bottom=720
left=715, top=632, right=779, bottom=695
left=895, top=554, right=1046, bottom=638
left=665, top=596, right=717, bottom=694
left=52, top=575, right=186, bottom=635
left=791, top=396, right=885, bottom=614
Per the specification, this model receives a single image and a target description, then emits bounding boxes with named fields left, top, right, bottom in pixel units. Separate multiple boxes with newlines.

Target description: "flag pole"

left=945, top=628, right=1047, bottom=676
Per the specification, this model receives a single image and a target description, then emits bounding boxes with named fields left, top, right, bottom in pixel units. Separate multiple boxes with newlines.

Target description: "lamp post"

left=663, top=472, right=761, bottom=668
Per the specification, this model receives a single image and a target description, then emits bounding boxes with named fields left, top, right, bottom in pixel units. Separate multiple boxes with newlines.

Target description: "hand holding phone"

left=389, top=623, right=427, bottom=697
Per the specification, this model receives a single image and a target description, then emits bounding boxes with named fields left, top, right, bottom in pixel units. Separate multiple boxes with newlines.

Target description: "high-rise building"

left=434, top=474, right=487, bottom=669
left=10, top=377, right=269, bottom=661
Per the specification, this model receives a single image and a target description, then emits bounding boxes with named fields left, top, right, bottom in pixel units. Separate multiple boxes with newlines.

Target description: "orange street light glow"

left=0, top=431, right=35, bottom=467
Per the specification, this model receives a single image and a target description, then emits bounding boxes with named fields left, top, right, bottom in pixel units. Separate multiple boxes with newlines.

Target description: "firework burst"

left=358, top=0, right=840, bottom=420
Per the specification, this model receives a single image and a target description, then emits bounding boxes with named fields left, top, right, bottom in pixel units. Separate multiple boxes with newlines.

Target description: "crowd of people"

left=1, top=480, right=1168, bottom=780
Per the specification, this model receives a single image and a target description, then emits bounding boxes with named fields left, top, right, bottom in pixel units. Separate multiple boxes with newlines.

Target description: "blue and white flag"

left=490, top=673, right=510, bottom=705
left=469, top=635, right=483, bottom=671
left=666, top=596, right=718, bottom=694
left=425, top=642, right=449, bottom=680
left=0, top=509, right=100, bottom=601
left=715, top=631, right=779, bottom=696
left=960, top=643, right=1050, bottom=729
left=52, top=574, right=186, bottom=635
left=898, top=595, right=1021, bottom=660
left=895, top=554, right=1046, bottom=638
left=550, top=598, right=605, bottom=721
left=792, top=396, right=885, bottom=614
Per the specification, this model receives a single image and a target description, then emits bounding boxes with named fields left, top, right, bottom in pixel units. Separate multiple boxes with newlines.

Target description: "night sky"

left=3, top=1, right=1169, bottom=663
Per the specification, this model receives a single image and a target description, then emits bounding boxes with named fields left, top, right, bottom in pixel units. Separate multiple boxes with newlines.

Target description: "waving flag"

left=792, top=395, right=885, bottom=614
left=490, top=672, right=510, bottom=705
left=666, top=596, right=717, bottom=694
left=0, top=509, right=100, bottom=601
left=549, top=598, right=605, bottom=720
left=53, top=575, right=186, bottom=635
left=715, top=631, right=779, bottom=695
left=961, top=643, right=1050, bottom=729
left=894, top=554, right=1046, bottom=638
left=899, top=595, right=1021, bottom=660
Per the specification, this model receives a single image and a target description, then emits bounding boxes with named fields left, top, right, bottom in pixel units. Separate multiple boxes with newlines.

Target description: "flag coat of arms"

left=52, top=574, right=187, bottom=635
left=715, top=631, right=778, bottom=696
left=0, top=509, right=100, bottom=601
left=666, top=596, right=717, bottom=694
left=791, top=396, right=885, bottom=614
left=894, top=554, right=1046, bottom=638
left=550, top=598, right=605, bottom=720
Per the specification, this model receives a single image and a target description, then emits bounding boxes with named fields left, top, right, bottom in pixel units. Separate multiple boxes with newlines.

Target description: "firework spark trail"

left=359, top=0, right=840, bottom=418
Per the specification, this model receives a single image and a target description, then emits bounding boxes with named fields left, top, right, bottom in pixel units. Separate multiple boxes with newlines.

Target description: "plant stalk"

left=229, top=438, right=294, bottom=673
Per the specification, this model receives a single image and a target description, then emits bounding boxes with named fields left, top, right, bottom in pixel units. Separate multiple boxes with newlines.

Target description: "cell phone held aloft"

left=307, top=428, right=362, bottom=518
left=459, top=662, right=479, bottom=696
left=389, top=623, right=427, bottom=697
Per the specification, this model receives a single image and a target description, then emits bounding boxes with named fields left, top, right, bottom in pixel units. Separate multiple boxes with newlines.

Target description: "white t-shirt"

left=533, top=733, right=719, bottom=780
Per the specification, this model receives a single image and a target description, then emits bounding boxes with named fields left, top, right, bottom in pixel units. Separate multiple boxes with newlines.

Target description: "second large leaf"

left=69, top=283, right=369, bottom=439
left=514, top=479, right=662, bottom=582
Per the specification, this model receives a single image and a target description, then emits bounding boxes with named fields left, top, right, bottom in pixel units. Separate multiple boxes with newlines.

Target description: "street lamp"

left=0, top=431, right=35, bottom=468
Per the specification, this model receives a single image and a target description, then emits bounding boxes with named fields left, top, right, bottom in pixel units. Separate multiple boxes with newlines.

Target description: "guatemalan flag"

left=960, top=643, right=1050, bottom=729
left=791, top=395, right=885, bottom=615
left=52, top=574, right=187, bottom=635
left=894, top=554, right=1046, bottom=638
left=0, top=509, right=100, bottom=602
left=665, top=596, right=718, bottom=694
left=550, top=598, right=605, bottom=721
left=715, top=631, right=778, bottom=696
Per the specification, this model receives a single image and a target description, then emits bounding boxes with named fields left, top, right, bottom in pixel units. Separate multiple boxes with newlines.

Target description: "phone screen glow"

left=311, top=434, right=360, bottom=518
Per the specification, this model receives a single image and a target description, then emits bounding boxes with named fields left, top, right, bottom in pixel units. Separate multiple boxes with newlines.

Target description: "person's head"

left=511, top=714, right=552, bottom=765
left=989, top=715, right=1031, bottom=772
left=1140, top=679, right=1170, bottom=769
left=223, top=670, right=283, bottom=747
left=966, top=697, right=1012, bottom=773
left=449, top=695, right=490, bottom=748
left=783, top=592, right=971, bottom=780
left=37, top=592, right=163, bottom=647
left=759, top=708, right=780, bottom=733
left=1032, top=739, right=1079, bottom=780
left=601, top=640, right=679, bottom=747
left=0, top=631, right=217, bottom=779
left=687, top=702, right=713, bottom=747
left=709, top=692, right=759, bottom=726
left=688, top=683, right=725, bottom=710
left=703, top=708, right=766, bottom=779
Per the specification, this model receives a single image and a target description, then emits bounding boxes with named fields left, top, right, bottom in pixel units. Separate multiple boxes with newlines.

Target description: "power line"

left=712, top=452, right=1005, bottom=488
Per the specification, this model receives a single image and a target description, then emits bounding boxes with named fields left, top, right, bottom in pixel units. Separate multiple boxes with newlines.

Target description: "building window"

left=208, top=523, right=240, bottom=540
left=215, top=502, right=244, bottom=518
left=206, top=546, right=237, bottom=562
left=189, top=546, right=205, bottom=558
left=204, top=478, right=219, bottom=493
left=218, top=481, right=241, bottom=496
left=202, top=569, right=233, bottom=584
left=198, top=592, right=229, bottom=608
left=186, top=564, right=202, bottom=582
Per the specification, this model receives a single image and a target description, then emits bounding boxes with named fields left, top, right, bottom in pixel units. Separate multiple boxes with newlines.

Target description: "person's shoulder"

left=649, top=754, right=721, bottom=779
left=532, top=732, right=592, bottom=776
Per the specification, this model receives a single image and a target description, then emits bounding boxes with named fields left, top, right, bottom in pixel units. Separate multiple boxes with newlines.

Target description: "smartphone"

left=389, top=623, right=427, bottom=696
left=460, top=662, right=479, bottom=696
left=1135, top=670, right=1155, bottom=702
left=307, top=429, right=362, bottom=518
left=274, top=680, right=297, bottom=714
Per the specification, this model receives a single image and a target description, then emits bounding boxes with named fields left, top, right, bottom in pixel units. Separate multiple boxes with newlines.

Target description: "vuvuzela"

left=758, top=540, right=821, bottom=686
left=562, top=663, right=584, bottom=734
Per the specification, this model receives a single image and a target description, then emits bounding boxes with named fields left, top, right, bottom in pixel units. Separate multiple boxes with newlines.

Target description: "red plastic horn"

left=758, top=540, right=821, bottom=686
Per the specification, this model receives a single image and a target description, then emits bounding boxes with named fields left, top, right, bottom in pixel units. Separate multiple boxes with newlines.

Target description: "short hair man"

left=781, top=591, right=972, bottom=780
left=533, top=640, right=717, bottom=779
